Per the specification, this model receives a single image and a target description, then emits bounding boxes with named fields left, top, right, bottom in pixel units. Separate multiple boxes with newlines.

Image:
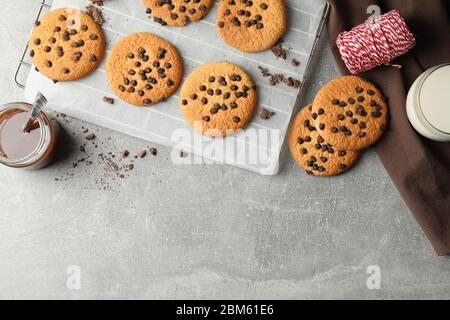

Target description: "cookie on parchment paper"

left=143, top=0, right=214, bottom=27
left=288, top=105, right=360, bottom=177
left=28, top=7, right=105, bottom=82
left=180, top=61, right=257, bottom=137
left=311, top=76, right=389, bottom=151
left=216, top=0, right=287, bottom=53
left=106, top=32, right=183, bottom=107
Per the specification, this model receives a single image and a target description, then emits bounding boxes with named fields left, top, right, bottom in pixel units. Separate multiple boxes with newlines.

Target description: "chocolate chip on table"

left=103, top=96, right=114, bottom=104
left=291, top=59, right=300, bottom=67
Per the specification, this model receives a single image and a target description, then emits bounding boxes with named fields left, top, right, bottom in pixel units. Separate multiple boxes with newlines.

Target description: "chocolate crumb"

left=85, top=133, right=96, bottom=141
left=180, top=150, right=188, bottom=158
left=121, top=149, right=130, bottom=158
left=103, top=96, right=114, bottom=104
left=271, top=41, right=287, bottom=60
left=137, top=150, right=147, bottom=158
left=258, top=108, right=275, bottom=120
left=149, top=147, right=158, bottom=156
left=85, top=4, right=105, bottom=25
left=291, top=59, right=300, bottom=67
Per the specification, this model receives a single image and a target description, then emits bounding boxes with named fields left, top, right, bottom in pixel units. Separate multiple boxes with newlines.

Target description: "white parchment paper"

left=25, top=0, right=326, bottom=175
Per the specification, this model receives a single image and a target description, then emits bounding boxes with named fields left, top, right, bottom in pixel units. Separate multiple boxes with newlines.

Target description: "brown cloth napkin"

left=327, top=0, right=450, bottom=255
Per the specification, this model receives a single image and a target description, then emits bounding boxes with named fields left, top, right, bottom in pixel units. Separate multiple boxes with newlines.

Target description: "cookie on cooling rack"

left=106, top=32, right=183, bottom=106
left=180, top=61, right=257, bottom=137
left=143, top=0, right=214, bottom=27
left=28, top=7, right=105, bottom=82
left=311, top=76, right=389, bottom=151
left=288, top=104, right=361, bottom=176
left=216, top=0, right=287, bottom=52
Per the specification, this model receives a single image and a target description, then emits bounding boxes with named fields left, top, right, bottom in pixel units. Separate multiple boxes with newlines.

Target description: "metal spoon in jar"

left=23, top=92, right=47, bottom=133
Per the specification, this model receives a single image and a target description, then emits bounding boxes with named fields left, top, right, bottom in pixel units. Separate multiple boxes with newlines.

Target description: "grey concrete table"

left=0, top=1, right=449, bottom=300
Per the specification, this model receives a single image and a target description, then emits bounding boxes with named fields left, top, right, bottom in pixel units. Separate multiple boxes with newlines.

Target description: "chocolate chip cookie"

left=180, top=61, right=257, bottom=137
left=143, top=0, right=213, bottom=27
left=28, top=8, right=105, bottom=82
left=288, top=105, right=360, bottom=176
left=216, top=0, right=287, bottom=53
left=106, top=32, right=183, bottom=106
left=311, top=76, right=389, bottom=151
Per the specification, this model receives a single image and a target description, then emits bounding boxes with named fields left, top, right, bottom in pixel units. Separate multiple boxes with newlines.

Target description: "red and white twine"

left=336, top=10, right=416, bottom=74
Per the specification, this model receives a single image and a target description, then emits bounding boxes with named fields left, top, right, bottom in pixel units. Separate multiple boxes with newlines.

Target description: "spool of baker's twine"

left=336, top=10, right=416, bottom=74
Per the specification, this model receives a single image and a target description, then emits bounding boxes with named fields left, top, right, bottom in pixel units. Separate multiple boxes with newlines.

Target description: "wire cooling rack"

left=15, top=0, right=330, bottom=175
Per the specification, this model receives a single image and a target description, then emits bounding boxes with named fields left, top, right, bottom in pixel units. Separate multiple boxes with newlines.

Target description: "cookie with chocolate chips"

left=28, top=8, right=105, bottom=81
left=311, top=76, right=389, bottom=151
left=143, top=0, right=213, bottom=27
left=106, top=32, right=183, bottom=106
left=180, top=61, right=257, bottom=137
left=216, top=0, right=287, bottom=53
left=288, top=105, right=360, bottom=176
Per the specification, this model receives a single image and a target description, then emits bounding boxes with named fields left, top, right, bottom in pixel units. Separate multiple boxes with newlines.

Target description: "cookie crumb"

left=291, top=59, right=300, bottom=67
left=149, top=147, right=158, bottom=156
left=80, top=145, right=86, bottom=153
left=103, top=96, right=114, bottom=104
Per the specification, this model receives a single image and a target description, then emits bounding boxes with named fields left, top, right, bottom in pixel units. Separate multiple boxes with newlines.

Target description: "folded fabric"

left=327, top=0, right=450, bottom=255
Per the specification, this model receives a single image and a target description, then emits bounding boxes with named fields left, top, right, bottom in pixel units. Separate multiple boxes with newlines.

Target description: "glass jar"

left=406, top=64, right=450, bottom=142
left=0, top=101, right=59, bottom=170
